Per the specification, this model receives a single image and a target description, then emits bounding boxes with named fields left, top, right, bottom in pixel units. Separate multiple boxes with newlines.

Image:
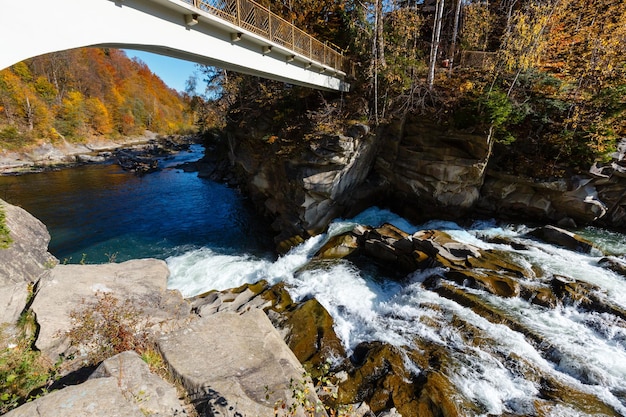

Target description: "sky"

left=124, top=49, right=205, bottom=94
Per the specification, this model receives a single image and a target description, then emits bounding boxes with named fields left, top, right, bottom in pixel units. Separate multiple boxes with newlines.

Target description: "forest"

left=1, top=0, right=624, bottom=177
left=195, top=0, right=625, bottom=177
left=0, top=48, right=194, bottom=150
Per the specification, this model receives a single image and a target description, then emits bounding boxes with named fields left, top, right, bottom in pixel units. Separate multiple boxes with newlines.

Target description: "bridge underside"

left=0, top=0, right=349, bottom=91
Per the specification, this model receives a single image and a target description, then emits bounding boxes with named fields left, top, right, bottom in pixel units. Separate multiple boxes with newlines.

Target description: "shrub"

left=0, top=305, right=57, bottom=414
left=0, top=204, right=13, bottom=249
left=66, top=292, right=149, bottom=365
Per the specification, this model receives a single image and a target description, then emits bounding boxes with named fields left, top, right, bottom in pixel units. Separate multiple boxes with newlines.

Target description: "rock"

left=316, top=232, right=362, bottom=259
left=478, top=172, right=608, bottom=227
left=230, top=124, right=379, bottom=251
left=191, top=280, right=275, bottom=316
left=191, top=281, right=345, bottom=371
left=0, top=199, right=57, bottom=286
left=376, top=117, right=492, bottom=218
left=3, top=377, right=145, bottom=417
left=30, top=259, right=190, bottom=360
left=337, top=342, right=421, bottom=416
left=89, top=351, right=187, bottom=416
left=279, top=298, right=346, bottom=368
left=0, top=282, right=29, bottom=324
left=598, top=256, right=626, bottom=277
left=157, top=309, right=324, bottom=417
left=527, top=225, right=596, bottom=253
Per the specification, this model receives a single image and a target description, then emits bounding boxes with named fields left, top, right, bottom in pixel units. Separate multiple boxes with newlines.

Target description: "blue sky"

left=124, top=49, right=205, bottom=94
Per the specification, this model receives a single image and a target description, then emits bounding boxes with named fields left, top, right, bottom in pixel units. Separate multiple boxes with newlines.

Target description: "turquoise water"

left=0, top=145, right=275, bottom=263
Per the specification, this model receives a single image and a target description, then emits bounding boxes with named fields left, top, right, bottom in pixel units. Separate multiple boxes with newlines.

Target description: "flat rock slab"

left=3, top=377, right=144, bottom=417
left=0, top=199, right=57, bottom=286
left=90, top=351, right=187, bottom=417
left=158, top=309, right=322, bottom=417
left=0, top=282, right=29, bottom=324
left=31, top=259, right=190, bottom=360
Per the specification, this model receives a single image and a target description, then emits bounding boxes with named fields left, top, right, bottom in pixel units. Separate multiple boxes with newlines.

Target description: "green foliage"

left=0, top=204, right=13, bottom=249
left=66, top=292, right=149, bottom=365
left=0, top=303, right=59, bottom=414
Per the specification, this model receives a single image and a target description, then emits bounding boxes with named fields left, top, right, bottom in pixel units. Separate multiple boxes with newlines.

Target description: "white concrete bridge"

left=0, top=0, right=351, bottom=91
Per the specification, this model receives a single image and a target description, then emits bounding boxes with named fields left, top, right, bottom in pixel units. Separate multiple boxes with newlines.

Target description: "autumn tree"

left=0, top=48, right=193, bottom=148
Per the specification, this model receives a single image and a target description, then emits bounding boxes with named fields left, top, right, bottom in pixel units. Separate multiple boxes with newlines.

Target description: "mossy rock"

left=444, top=269, right=521, bottom=298
left=315, top=232, right=361, bottom=259
left=337, top=342, right=419, bottom=414
left=281, top=298, right=345, bottom=369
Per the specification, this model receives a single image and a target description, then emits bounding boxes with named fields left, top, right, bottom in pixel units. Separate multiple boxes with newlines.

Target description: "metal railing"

left=181, top=0, right=352, bottom=76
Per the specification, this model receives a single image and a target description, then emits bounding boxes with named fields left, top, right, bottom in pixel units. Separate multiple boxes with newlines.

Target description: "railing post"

left=236, top=0, right=241, bottom=27
left=268, top=6, right=272, bottom=40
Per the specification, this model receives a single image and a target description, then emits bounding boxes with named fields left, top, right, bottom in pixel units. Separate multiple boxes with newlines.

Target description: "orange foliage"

left=0, top=48, right=193, bottom=146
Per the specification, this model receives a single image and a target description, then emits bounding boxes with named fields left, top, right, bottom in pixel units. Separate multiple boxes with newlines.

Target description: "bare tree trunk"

left=376, top=0, right=386, bottom=68
left=25, top=96, right=33, bottom=131
left=427, top=0, right=445, bottom=89
left=373, top=0, right=380, bottom=125
left=448, top=0, right=462, bottom=72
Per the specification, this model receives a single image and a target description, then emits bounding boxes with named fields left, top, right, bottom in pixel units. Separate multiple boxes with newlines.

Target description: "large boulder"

left=0, top=199, right=57, bottom=286
left=375, top=117, right=493, bottom=218
left=191, top=281, right=346, bottom=371
left=231, top=123, right=379, bottom=252
left=157, top=309, right=325, bottom=417
left=3, top=377, right=145, bottom=417
left=30, top=259, right=190, bottom=360
left=89, top=351, right=187, bottom=416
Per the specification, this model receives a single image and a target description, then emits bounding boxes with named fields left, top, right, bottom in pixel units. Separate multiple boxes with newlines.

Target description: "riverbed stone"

left=157, top=309, right=324, bottom=417
left=2, top=377, right=145, bottom=417
left=527, top=225, right=596, bottom=253
left=31, top=259, right=190, bottom=360
left=598, top=256, right=626, bottom=278
left=89, top=351, right=186, bottom=416
left=0, top=199, right=57, bottom=286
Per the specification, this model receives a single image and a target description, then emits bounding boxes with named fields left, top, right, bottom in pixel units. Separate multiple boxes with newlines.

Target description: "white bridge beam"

left=0, top=0, right=350, bottom=91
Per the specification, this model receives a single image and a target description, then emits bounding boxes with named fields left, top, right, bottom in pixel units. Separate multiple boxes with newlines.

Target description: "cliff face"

left=230, top=123, right=381, bottom=252
left=226, top=111, right=626, bottom=251
left=375, top=116, right=493, bottom=219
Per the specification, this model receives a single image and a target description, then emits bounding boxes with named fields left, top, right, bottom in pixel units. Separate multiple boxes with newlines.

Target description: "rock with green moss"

left=0, top=199, right=57, bottom=286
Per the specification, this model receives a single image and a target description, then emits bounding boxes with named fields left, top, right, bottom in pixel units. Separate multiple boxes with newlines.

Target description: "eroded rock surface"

left=157, top=309, right=324, bottom=417
left=0, top=199, right=57, bottom=286
left=3, top=377, right=145, bottom=417
left=31, top=259, right=190, bottom=360
left=376, top=118, right=493, bottom=219
left=89, top=351, right=187, bottom=417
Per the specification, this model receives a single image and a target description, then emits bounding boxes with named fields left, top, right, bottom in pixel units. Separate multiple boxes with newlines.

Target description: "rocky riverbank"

left=219, top=113, right=626, bottom=252
left=0, top=132, right=198, bottom=175
left=3, top=193, right=626, bottom=416
left=0, top=198, right=378, bottom=417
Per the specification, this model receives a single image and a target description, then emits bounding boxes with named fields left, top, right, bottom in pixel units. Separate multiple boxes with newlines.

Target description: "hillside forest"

left=0, top=48, right=194, bottom=150
left=1, top=0, right=625, bottom=178
left=194, top=0, right=626, bottom=177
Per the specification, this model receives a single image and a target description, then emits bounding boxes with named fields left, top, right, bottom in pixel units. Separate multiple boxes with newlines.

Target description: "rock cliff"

left=225, top=113, right=626, bottom=251
left=228, top=122, right=380, bottom=252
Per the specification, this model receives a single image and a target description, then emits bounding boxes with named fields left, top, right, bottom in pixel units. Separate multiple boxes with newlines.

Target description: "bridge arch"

left=0, top=0, right=350, bottom=91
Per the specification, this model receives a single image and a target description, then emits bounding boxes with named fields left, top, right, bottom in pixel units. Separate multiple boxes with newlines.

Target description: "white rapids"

left=167, top=207, right=626, bottom=416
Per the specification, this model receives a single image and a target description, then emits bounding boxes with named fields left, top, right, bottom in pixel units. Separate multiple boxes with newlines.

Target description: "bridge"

left=0, top=0, right=351, bottom=91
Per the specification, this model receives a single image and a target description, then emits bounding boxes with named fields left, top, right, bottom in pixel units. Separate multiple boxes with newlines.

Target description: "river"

left=1, top=145, right=625, bottom=416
